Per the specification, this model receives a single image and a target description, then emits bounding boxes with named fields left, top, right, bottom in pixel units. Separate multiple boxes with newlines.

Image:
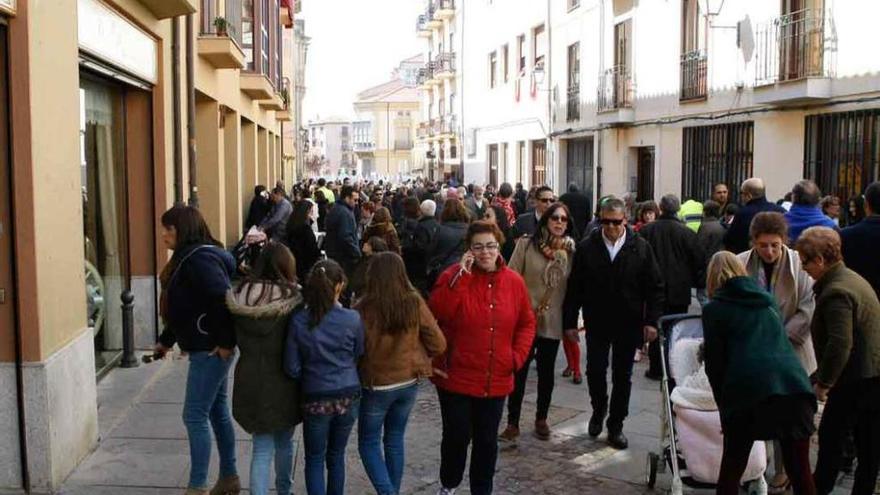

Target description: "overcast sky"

left=300, top=1, right=423, bottom=123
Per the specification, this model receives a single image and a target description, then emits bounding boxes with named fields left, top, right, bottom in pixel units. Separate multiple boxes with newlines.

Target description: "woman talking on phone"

left=154, top=205, right=241, bottom=495
left=428, top=220, right=536, bottom=495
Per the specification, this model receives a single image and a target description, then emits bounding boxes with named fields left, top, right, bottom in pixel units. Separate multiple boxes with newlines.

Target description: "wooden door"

left=0, top=23, right=15, bottom=362
left=637, top=146, right=655, bottom=201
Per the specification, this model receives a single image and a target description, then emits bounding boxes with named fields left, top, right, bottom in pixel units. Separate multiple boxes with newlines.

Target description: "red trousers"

left=562, top=331, right=583, bottom=376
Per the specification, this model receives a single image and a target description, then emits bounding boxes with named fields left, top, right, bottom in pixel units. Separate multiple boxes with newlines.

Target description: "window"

left=489, top=51, right=497, bottom=88
left=567, top=43, right=580, bottom=121
left=260, top=0, right=270, bottom=74
left=502, top=44, right=509, bottom=83
left=804, top=109, right=880, bottom=205
left=517, top=35, right=526, bottom=76
left=680, top=0, right=708, bottom=100
left=682, top=122, right=754, bottom=204
left=242, top=0, right=255, bottom=69
left=394, top=126, right=412, bottom=151
left=274, top=0, right=282, bottom=87
left=533, top=24, right=546, bottom=69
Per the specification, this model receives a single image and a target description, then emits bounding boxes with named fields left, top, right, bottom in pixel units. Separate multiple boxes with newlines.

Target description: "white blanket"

left=670, top=365, right=718, bottom=411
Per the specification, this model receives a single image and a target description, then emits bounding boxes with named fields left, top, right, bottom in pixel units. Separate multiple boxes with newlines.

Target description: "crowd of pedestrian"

left=154, top=173, right=880, bottom=495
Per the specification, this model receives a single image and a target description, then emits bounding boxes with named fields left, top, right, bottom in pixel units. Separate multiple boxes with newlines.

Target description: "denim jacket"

left=285, top=303, right=365, bottom=398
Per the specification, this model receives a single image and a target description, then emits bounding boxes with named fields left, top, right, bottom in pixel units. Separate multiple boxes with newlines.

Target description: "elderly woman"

left=736, top=212, right=817, bottom=492
left=702, top=251, right=817, bottom=495
left=429, top=221, right=536, bottom=495
left=795, top=227, right=880, bottom=495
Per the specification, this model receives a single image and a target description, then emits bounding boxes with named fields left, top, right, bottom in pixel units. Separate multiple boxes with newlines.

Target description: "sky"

left=300, top=0, right=423, bottom=123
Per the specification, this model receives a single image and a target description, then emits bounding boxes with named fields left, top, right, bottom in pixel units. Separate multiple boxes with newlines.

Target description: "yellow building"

left=0, top=0, right=296, bottom=491
left=353, top=76, right=422, bottom=180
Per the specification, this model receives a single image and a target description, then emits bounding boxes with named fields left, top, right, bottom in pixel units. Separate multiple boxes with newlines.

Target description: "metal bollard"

left=120, top=290, right=139, bottom=368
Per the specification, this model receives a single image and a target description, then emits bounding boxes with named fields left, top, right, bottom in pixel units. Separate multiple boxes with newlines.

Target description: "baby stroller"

left=645, top=314, right=768, bottom=494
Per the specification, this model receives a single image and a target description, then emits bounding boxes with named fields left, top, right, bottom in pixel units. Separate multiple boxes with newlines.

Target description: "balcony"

left=434, top=0, right=454, bottom=20
left=567, top=85, right=580, bottom=121
left=439, top=115, right=456, bottom=139
left=754, top=8, right=834, bottom=105
left=435, top=52, right=456, bottom=79
left=353, top=141, right=375, bottom=153
left=276, top=109, right=292, bottom=121
left=260, top=93, right=285, bottom=110
left=240, top=73, right=275, bottom=99
left=416, top=122, right=432, bottom=140
left=426, top=7, right=442, bottom=29
left=417, top=66, right=434, bottom=89
left=138, top=0, right=197, bottom=19
left=597, top=66, right=634, bottom=126
left=198, top=0, right=245, bottom=68
left=416, top=14, right=432, bottom=38
left=679, top=50, right=707, bottom=102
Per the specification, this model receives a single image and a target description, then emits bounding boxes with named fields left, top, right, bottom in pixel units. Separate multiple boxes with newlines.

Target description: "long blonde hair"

left=706, top=251, right=748, bottom=299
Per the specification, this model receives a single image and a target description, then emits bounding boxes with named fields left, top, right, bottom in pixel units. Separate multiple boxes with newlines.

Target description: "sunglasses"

left=600, top=218, right=624, bottom=226
left=537, top=197, right=555, bottom=203
left=549, top=215, right=569, bottom=223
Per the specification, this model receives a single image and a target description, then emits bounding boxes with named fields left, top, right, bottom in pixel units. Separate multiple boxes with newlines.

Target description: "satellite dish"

left=739, top=16, right=755, bottom=64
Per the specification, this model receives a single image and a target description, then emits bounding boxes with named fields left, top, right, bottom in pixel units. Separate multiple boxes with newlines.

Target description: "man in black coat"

left=639, top=194, right=706, bottom=378
left=559, top=182, right=592, bottom=239
left=563, top=198, right=665, bottom=450
left=723, top=177, right=786, bottom=254
left=841, top=181, right=880, bottom=300
left=323, top=185, right=361, bottom=274
left=511, top=185, right=555, bottom=239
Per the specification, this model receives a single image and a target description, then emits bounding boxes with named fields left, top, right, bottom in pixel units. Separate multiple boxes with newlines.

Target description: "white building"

left=550, top=0, right=880, bottom=206
left=291, top=18, right=311, bottom=180
left=306, top=117, right=354, bottom=177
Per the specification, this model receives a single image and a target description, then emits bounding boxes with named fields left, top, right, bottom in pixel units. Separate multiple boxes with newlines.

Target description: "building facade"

left=290, top=18, right=310, bottom=180
left=0, top=0, right=297, bottom=491
left=551, top=0, right=880, bottom=206
left=353, top=60, right=423, bottom=181
left=306, top=118, right=354, bottom=177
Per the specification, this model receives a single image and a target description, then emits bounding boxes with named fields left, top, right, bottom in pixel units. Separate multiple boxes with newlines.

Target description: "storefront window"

left=80, top=77, right=129, bottom=371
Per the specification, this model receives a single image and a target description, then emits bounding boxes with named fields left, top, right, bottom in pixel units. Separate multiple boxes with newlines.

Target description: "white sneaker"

left=437, top=488, right=457, bottom=495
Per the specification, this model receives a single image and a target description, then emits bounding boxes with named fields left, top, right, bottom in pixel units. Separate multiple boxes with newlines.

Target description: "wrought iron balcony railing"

left=435, top=52, right=456, bottom=75
left=679, top=49, right=708, bottom=101
left=755, top=8, right=835, bottom=86
left=597, top=65, right=633, bottom=112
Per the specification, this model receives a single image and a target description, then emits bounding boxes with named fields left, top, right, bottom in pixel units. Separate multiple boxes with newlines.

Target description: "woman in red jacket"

left=429, top=220, right=536, bottom=495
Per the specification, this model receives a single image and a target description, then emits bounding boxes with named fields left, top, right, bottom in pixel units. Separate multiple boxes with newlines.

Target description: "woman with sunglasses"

left=499, top=203, right=576, bottom=444
left=429, top=220, right=536, bottom=495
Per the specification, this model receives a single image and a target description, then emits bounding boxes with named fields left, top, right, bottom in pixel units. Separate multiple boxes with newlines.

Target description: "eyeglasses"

left=549, top=215, right=569, bottom=223
left=537, top=197, right=555, bottom=204
left=600, top=218, right=624, bottom=226
left=471, top=242, right=500, bottom=252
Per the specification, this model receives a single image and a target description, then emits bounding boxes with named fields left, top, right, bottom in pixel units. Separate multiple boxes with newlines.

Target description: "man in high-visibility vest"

left=679, top=198, right=703, bottom=233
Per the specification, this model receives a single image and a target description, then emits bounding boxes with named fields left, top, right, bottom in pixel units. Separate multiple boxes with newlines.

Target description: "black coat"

left=285, top=222, right=321, bottom=279
left=559, top=191, right=591, bottom=239
left=841, top=215, right=880, bottom=300
left=563, top=228, right=665, bottom=343
left=514, top=189, right=528, bottom=216
left=697, top=217, right=726, bottom=259
left=723, top=197, right=786, bottom=254
left=640, top=214, right=707, bottom=308
left=324, top=200, right=361, bottom=271
left=512, top=211, right=539, bottom=239
left=427, top=221, right=468, bottom=275
left=245, top=196, right=271, bottom=230
left=412, top=216, right=440, bottom=292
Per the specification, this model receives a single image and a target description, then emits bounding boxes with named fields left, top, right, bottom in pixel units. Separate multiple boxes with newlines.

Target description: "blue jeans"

left=302, top=399, right=359, bottom=495
left=358, top=384, right=419, bottom=495
left=250, top=429, right=295, bottom=495
left=183, top=351, right=238, bottom=489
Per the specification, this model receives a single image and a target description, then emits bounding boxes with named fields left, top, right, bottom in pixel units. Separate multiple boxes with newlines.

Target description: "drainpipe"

left=546, top=0, right=553, bottom=190
left=186, top=14, right=199, bottom=207
left=172, top=18, right=183, bottom=204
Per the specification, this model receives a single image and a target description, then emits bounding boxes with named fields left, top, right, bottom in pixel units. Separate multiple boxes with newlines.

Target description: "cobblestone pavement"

left=60, top=346, right=856, bottom=494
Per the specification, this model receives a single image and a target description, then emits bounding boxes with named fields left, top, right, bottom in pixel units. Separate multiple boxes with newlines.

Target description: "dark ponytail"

left=303, top=259, right=347, bottom=328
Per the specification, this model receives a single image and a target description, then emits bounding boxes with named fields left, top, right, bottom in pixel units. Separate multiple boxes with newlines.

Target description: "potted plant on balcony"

left=213, top=16, right=229, bottom=37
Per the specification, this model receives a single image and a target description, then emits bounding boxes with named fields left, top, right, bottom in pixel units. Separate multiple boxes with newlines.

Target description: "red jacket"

left=428, top=261, right=536, bottom=398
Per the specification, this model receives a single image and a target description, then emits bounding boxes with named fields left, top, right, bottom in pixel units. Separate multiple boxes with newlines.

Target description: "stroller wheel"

left=645, top=452, right=660, bottom=488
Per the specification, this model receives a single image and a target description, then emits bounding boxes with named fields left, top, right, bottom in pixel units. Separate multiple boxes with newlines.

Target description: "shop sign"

left=78, top=0, right=157, bottom=83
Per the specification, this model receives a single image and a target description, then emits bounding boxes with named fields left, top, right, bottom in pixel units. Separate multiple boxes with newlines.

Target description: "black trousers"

left=814, top=377, right=880, bottom=495
left=506, top=337, right=561, bottom=427
left=648, top=304, right=690, bottom=375
left=586, top=329, right=637, bottom=431
left=718, top=435, right=815, bottom=495
left=437, top=388, right=505, bottom=495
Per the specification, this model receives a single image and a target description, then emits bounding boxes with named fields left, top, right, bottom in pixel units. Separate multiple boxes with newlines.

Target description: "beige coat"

left=737, top=248, right=817, bottom=374
left=508, top=237, right=573, bottom=340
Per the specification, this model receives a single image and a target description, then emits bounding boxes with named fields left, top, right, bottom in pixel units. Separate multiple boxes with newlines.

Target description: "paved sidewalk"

left=59, top=345, right=855, bottom=494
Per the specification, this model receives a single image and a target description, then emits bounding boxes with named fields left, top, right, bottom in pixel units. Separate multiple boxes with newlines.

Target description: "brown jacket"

left=357, top=298, right=447, bottom=387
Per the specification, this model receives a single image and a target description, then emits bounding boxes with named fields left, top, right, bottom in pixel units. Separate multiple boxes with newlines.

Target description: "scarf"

left=534, top=232, right=575, bottom=315
left=493, top=197, right=516, bottom=225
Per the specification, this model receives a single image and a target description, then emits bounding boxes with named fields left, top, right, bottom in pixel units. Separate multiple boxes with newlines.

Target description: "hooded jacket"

left=429, top=260, right=536, bottom=398
left=159, top=244, right=237, bottom=352
left=702, top=276, right=814, bottom=424
left=227, top=283, right=303, bottom=433
left=784, top=203, right=837, bottom=243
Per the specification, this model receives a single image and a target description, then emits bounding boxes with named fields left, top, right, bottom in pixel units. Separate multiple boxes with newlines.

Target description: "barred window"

left=804, top=109, right=880, bottom=204
left=681, top=122, right=754, bottom=203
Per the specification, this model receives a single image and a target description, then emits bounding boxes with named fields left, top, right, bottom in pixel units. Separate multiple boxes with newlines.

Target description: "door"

left=488, top=144, right=499, bottom=187
left=531, top=140, right=547, bottom=187
left=566, top=138, right=594, bottom=200
left=0, top=23, right=15, bottom=363
left=636, top=146, right=655, bottom=201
